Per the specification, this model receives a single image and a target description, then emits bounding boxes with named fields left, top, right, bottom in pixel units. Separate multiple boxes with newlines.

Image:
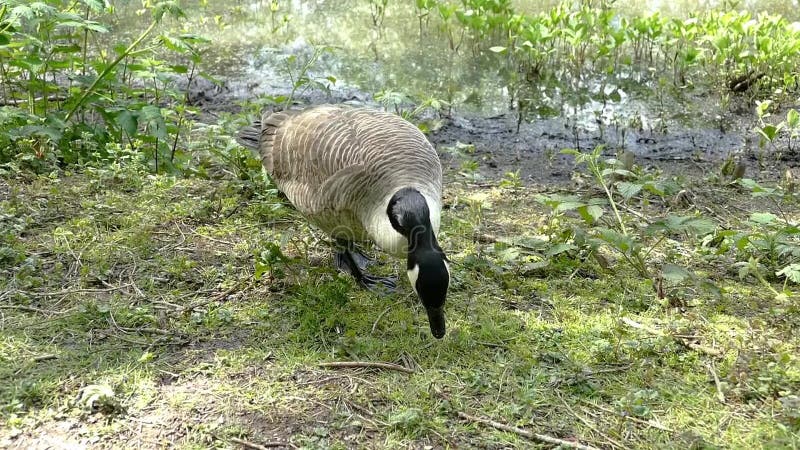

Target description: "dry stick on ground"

left=0, top=304, right=53, bottom=315
left=708, top=361, right=726, bottom=403
left=176, top=284, right=241, bottom=314
left=621, top=317, right=722, bottom=357
left=558, top=395, right=629, bottom=450
left=318, top=361, right=415, bottom=374
left=25, top=283, right=134, bottom=298
left=371, top=299, right=406, bottom=334
left=457, top=411, right=601, bottom=450
left=119, top=326, right=177, bottom=336
left=580, top=400, right=674, bottom=433
left=229, top=437, right=292, bottom=449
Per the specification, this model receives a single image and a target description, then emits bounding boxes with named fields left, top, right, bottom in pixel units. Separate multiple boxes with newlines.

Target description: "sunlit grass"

left=1, top=164, right=797, bottom=448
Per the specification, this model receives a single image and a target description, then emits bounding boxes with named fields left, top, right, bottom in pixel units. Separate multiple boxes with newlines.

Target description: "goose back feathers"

left=239, top=105, right=443, bottom=255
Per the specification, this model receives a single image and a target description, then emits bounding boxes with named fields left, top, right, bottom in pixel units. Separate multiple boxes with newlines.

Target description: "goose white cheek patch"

left=407, top=264, right=420, bottom=295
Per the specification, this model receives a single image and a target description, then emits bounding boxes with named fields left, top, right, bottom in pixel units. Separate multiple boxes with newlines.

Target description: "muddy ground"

left=185, top=75, right=798, bottom=186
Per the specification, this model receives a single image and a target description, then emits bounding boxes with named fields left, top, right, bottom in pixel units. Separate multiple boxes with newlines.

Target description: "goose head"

left=388, top=187, right=450, bottom=338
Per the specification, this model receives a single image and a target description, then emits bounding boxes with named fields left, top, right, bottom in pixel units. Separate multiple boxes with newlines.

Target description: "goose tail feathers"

left=236, top=120, right=262, bottom=151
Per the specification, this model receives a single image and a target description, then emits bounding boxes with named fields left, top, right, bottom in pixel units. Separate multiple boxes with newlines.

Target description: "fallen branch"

left=621, top=317, right=722, bottom=357
left=318, top=361, right=414, bottom=374
left=457, top=411, right=600, bottom=450
left=229, top=437, right=291, bottom=449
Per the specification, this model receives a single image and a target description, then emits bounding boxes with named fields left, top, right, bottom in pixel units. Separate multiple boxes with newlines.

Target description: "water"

left=109, top=0, right=795, bottom=124
left=106, top=0, right=797, bottom=180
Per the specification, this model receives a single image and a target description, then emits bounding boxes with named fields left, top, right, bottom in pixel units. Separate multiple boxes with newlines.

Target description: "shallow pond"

left=109, top=0, right=798, bottom=182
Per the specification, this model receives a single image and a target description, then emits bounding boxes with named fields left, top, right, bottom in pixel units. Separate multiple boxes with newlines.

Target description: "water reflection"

left=109, top=0, right=797, bottom=129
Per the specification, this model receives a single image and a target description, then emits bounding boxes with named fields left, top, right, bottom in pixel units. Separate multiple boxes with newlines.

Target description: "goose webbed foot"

left=357, top=273, right=397, bottom=292
left=335, top=242, right=396, bottom=293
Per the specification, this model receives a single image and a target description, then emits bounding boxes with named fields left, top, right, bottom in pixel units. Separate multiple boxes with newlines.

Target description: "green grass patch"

left=1, top=165, right=798, bottom=449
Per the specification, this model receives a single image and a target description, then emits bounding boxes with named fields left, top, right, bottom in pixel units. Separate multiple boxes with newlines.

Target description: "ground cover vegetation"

left=1, top=0, right=798, bottom=448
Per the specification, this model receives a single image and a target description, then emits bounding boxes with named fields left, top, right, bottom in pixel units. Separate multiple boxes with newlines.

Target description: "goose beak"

left=425, top=307, right=446, bottom=339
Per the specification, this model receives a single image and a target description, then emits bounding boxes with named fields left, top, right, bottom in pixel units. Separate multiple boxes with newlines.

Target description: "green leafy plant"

left=0, top=0, right=207, bottom=172
left=536, top=146, right=716, bottom=300
left=281, top=44, right=335, bottom=108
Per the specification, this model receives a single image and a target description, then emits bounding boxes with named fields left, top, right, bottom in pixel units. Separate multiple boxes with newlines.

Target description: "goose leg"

left=334, top=241, right=397, bottom=292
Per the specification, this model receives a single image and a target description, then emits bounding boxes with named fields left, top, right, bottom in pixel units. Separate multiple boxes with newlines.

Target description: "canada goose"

left=237, top=104, right=450, bottom=338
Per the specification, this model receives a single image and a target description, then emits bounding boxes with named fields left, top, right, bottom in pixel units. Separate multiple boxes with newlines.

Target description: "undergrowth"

left=1, top=0, right=799, bottom=448
left=1, top=155, right=798, bottom=448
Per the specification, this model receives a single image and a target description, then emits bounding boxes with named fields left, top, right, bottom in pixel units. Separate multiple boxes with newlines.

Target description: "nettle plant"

left=0, top=0, right=209, bottom=173
left=717, top=179, right=800, bottom=298
left=538, top=146, right=717, bottom=300
left=754, top=100, right=800, bottom=155
left=423, top=1, right=800, bottom=117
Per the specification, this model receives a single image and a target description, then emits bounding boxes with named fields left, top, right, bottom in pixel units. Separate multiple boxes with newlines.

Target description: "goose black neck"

left=387, top=187, right=438, bottom=253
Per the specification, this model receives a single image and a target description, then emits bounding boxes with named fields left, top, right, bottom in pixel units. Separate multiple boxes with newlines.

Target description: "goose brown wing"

left=259, top=104, right=441, bottom=220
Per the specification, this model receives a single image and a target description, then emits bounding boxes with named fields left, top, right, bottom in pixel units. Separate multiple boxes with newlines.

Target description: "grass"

left=1, top=160, right=799, bottom=449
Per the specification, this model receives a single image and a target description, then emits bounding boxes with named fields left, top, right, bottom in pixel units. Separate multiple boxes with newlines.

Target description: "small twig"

left=580, top=401, right=674, bottom=432
left=25, top=283, right=134, bottom=298
left=0, top=304, right=52, bottom=315
left=477, top=341, right=509, bottom=349
left=621, top=317, right=722, bottom=357
left=558, top=395, right=629, bottom=450
left=618, top=204, right=649, bottom=222
left=371, top=300, right=403, bottom=334
left=119, top=327, right=175, bottom=336
left=457, top=411, right=600, bottom=450
left=176, top=284, right=241, bottom=314
left=318, top=361, right=414, bottom=374
left=32, top=354, right=58, bottom=362
left=192, top=231, right=236, bottom=247
left=229, top=437, right=291, bottom=449
left=707, top=361, right=726, bottom=403
left=582, top=364, right=632, bottom=377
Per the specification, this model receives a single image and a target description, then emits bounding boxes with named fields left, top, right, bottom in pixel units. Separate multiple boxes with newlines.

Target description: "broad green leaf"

left=489, top=46, right=507, bottom=53
left=776, top=264, right=800, bottom=284
left=749, top=212, right=777, bottom=224
left=601, top=168, right=635, bottom=178
left=152, top=1, right=185, bottom=21
left=596, top=228, right=637, bottom=253
left=787, top=109, right=800, bottom=128
left=616, top=181, right=643, bottom=199
left=80, top=0, right=107, bottom=12
left=169, top=64, right=188, bottom=74
left=554, top=201, right=586, bottom=213
left=55, top=20, right=108, bottom=33
left=647, top=215, right=716, bottom=236
left=662, top=264, right=690, bottom=282
left=53, top=44, right=81, bottom=53
left=496, top=246, right=521, bottom=262
left=757, top=124, right=782, bottom=141
left=546, top=242, right=577, bottom=256
left=115, top=110, right=138, bottom=137
left=577, top=204, right=604, bottom=223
